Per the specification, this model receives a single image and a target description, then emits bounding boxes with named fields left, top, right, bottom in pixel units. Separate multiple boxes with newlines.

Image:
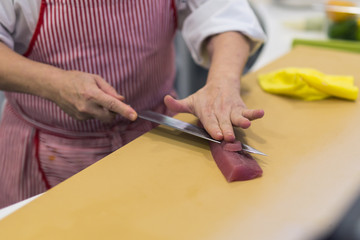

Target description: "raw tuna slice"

left=209, top=141, right=262, bottom=182
left=222, top=141, right=243, bottom=152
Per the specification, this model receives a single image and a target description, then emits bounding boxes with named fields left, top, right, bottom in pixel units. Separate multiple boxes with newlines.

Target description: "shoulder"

left=0, top=0, right=41, bottom=52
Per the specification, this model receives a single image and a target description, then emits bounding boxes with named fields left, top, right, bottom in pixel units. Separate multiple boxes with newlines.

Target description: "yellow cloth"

left=258, top=68, right=358, bottom=101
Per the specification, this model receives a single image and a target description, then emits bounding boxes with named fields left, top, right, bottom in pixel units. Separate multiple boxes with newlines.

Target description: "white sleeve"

left=0, top=0, right=40, bottom=54
left=179, top=0, right=267, bottom=68
left=0, top=1, right=16, bottom=49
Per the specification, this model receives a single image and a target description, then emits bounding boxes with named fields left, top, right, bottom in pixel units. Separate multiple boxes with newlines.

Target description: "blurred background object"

left=325, top=0, right=360, bottom=41
left=273, top=0, right=317, bottom=8
left=283, top=16, right=325, bottom=31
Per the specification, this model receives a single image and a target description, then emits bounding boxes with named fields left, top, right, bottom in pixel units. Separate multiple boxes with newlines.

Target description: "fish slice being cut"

left=222, top=141, right=243, bottom=152
left=209, top=141, right=262, bottom=182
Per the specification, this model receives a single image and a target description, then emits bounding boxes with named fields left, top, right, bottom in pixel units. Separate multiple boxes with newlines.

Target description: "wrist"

left=206, top=32, right=250, bottom=87
left=31, top=64, right=65, bottom=102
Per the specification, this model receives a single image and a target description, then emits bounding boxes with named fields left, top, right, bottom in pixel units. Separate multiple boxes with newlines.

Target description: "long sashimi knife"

left=138, top=110, right=266, bottom=156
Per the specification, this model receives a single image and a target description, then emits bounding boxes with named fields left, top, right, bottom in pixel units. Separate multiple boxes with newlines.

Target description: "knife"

left=138, top=110, right=266, bottom=156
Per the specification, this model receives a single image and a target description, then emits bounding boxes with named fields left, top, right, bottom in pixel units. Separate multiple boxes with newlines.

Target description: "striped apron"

left=0, top=0, right=177, bottom=208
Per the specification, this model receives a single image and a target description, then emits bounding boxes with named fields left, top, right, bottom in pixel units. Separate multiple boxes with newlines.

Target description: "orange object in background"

left=326, top=0, right=357, bottom=22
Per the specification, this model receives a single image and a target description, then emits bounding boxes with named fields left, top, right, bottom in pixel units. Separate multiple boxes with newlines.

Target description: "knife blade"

left=138, top=110, right=266, bottom=156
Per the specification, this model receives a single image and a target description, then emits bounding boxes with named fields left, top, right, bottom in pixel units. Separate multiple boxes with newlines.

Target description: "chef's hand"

left=164, top=85, right=264, bottom=142
left=0, top=43, right=137, bottom=123
left=164, top=31, right=264, bottom=142
left=50, top=70, right=137, bottom=122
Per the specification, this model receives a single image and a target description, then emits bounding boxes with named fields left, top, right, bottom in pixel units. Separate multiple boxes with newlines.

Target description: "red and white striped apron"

left=0, top=0, right=177, bottom=208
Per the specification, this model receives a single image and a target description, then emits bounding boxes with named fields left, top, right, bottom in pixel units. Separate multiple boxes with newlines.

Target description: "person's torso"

left=6, top=0, right=177, bottom=132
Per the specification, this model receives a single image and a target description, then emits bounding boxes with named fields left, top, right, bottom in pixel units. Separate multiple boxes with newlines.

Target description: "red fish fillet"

left=222, top=141, right=243, bottom=152
left=209, top=141, right=263, bottom=182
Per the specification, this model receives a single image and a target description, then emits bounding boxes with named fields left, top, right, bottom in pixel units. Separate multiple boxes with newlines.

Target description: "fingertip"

left=126, top=104, right=137, bottom=121
left=240, top=119, right=251, bottom=129
left=252, top=109, right=265, bottom=119
left=164, top=95, right=178, bottom=108
left=129, top=112, right=137, bottom=121
left=205, top=126, right=223, bottom=141
left=164, top=94, right=174, bottom=106
left=212, top=131, right=223, bottom=141
left=117, top=94, right=125, bottom=101
left=164, top=95, right=191, bottom=113
left=223, top=133, right=236, bottom=142
left=164, top=95, right=175, bottom=106
left=241, top=109, right=265, bottom=121
left=164, top=94, right=173, bottom=101
left=256, top=109, right=265, bottom=118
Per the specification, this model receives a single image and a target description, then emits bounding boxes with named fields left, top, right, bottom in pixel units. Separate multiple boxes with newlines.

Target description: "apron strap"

left=24, top=0, right=47, bottom=57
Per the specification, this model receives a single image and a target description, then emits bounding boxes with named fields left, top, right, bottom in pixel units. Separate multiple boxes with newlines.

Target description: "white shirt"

left=0, top=0, right=266, bottom=67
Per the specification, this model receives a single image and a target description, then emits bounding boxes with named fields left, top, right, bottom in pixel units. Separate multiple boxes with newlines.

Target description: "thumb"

left=164, top=95, right=193, bottom=114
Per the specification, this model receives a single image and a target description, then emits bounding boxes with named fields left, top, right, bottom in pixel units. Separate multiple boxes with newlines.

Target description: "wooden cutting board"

left=1, top=46, right=360, bottom=240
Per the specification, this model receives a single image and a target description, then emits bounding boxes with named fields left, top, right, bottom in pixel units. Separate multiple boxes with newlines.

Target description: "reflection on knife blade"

left=138, top=110, right=266, bottom=156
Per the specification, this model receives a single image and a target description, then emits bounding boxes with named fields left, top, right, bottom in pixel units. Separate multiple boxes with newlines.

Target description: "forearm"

left=0, top=42, right=136, bottom=122
left=0, top=42, right=63, bottom=100
left=206, top=31, right=251, bottom=89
